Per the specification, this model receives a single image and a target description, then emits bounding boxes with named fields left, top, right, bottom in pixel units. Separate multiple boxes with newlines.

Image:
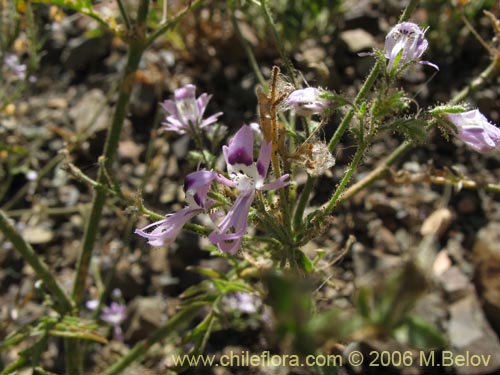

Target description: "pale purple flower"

left=160, top=84, right=223, bottom=134
left=86, top=299, right=99, bottom=310
left=135, top=169, right=217, bottom=247
left=224, top=292, right=261, bottom=314
left=209, top=124, right=289, bottom=254
left=287, top=87, right=331, bottom=116
left=444, top=109, right=500, bottom=153
left=4, top=54, right=27, bottom=80
left=101, top=302, right=127, bottom=342
left=384, top=22, right=438, bottom=73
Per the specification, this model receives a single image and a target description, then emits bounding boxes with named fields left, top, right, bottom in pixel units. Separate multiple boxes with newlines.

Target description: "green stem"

left=259, top=0, right=296, bottom=85
left=0, top=357, right=27, bottom=375
left=1, top=155, right=62, bottom=211
left=322, top=143, right=366, bottom=214
left=335, top=58, right=499, bottom=203
left=399, top=0, right=419, bottom=22
left=116, top=0, right=131, bottom=30
left=293, top=175, right=314, bottom=231
left=146, top=0, right=205, bottom=48
left=294, top=62, right=381, bottom=232
left=449, top=59, right=499, bottom=105
left=339, top=141, right=410, bottom=204
left=98, top=305, right=203, bottom=375
left=72, top=39, right=145, bottom=307
left=68, top=2, right=150, bottom=371
left=231, top=5, right=266, bottom=87
left=65, top=339, right=82, bottom=375
left=0, top=209, right=74, bottom=314
left=328, top=62, right=380, bottom=153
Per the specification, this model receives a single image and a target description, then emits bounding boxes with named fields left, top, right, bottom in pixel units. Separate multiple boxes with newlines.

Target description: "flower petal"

left=209, top=190, right=255, bottom=254
left=135, top=207, right=201, bottom=247
left=445, top=109, right=500, bottom=153
left=225, top=125, right=254, bottom=167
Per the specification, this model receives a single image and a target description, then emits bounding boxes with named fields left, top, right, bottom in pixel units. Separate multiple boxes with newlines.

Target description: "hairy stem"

left=338, top=58, right=499, bottom=203
left=322, top=143, right=366, bottom=214
left=294, top=62, right=381, bottom=229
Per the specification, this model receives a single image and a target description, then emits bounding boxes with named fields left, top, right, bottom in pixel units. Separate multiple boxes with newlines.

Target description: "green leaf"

left=263, top=271, right=315, bottom=354
left=388, top=118, right=428, bottom=143
left=357, top=286, right=371, bottom=319
left=372, top=91, right=410, bottom=119
left=187, top=266, right=223, bottom=280
left=48, top=329, right=108, bottom=344
left=390, top=49, right=404, bottom=78
left=31, top=0, right=90, bottom=12
left=296, top=250, right=314, bottom=273
left=31, top=0, right=108, bottom=28
left=429, top=105, right=467, bottom=116
left=395, top=315, right=447, bottom=349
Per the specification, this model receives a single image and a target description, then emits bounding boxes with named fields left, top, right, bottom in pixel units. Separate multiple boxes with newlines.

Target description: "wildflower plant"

left=2, top=0, right=500, bottom=374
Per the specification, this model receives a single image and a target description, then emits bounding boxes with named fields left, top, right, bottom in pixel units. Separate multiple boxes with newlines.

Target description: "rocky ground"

left=1, top=1, right=500, bottom=374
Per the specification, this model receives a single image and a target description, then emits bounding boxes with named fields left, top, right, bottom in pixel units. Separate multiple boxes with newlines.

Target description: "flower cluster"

left=209, top=124, right=289, bottom=254
left=135, top=120, right=289, bottom=254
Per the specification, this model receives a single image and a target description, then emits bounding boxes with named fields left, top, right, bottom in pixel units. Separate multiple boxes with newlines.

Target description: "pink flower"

left=209, top=125, right=289, bottom=254
left=135, top=169, right=217, bottom=247
left=160, top=84, right=223, bottom=134
left=445, top=109, right=500, bottom=153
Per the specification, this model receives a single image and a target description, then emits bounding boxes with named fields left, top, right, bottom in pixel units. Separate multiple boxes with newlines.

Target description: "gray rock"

left=473, top=223, right=500, bottom=336
left=448, top=293, right=500, bottom=374
left=439, top=266, right=471, bottom=302
left=62, top=34, right=111, bottom=71
left=69, top=88, right=110, bottom=133
left=339, top=29, right=377, bottom=53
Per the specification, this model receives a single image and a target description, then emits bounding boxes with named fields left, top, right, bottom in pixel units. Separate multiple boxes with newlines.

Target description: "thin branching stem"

left=399, top=0, right=420, bottom=22
left=338, top=58, right=500, bottom=204
left=0, top=209, right=74, bottom=314
left=146, top=0, right=205, bottom=48
left=116, top=0, right=132, bottom=30
left=259, top=0, right=296, bottom=86
left=230, top=5, right=266, bottom=87
left=98, top=305, right=203, bottom=375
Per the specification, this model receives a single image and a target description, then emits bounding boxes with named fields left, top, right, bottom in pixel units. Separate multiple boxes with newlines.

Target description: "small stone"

left=439, top=266, right=470, bottom=301
left=62, top=34, right=111, bottom=71
left=47, top=97, right=68, bottom=109
left=118, top=140, right=143, bottom=161
left=433, top=250, right=452, bottom=277
left=69, top=89, right=110, bottom=133
left=148, top=247, right=169, bottom=273
left=23, top=226, right=54, bottom=244
left=340, top=29, right=377, bottom=52
left=473, top=223, right=500, bottom=335
left=421, top=207, right=453, bottom=237
left=124, top=296, right=167, bottom=342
